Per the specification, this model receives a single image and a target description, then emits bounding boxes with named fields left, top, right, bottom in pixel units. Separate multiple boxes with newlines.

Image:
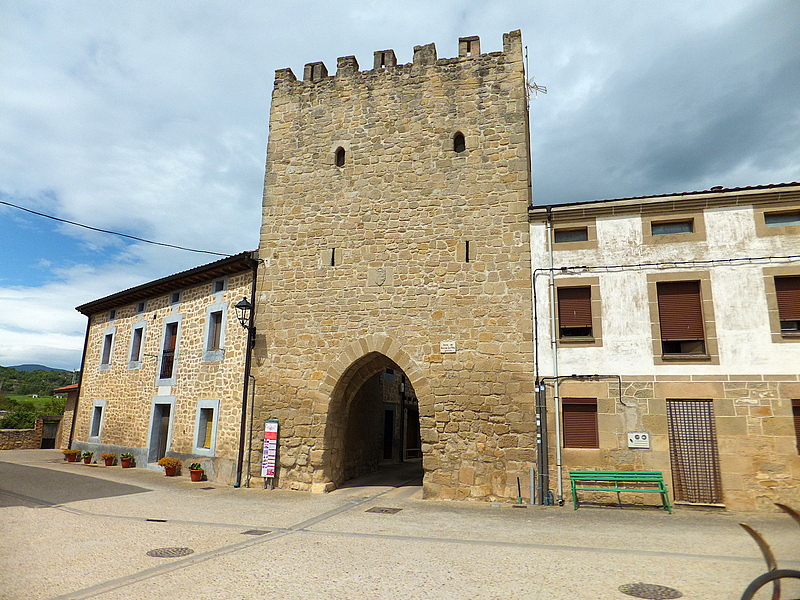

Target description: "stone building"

left=68, top=252, right=258, bottom=481
left=528, top=183, right=800, bottom=511
left=248, top=30, right=537, bottom=501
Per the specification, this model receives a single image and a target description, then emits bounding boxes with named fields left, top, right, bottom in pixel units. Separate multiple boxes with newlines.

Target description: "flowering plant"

left=62, top=449, right=81, bottom=455
left=157, top=457, right=181, bottom=468
left=100, top=453, right=116, bottom=459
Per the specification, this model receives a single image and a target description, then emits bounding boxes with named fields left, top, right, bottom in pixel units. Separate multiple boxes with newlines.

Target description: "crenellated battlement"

left=274, top=30, right=522, bottom=88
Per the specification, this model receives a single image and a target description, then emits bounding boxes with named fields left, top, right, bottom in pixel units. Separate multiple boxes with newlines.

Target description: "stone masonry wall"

left=546, top=375, right=800, bottom=512
left=74, top=270, right=253, bottom=482
left=251, top=31, right=537, bottom=501
left=0, top=417, right=43, bottom=450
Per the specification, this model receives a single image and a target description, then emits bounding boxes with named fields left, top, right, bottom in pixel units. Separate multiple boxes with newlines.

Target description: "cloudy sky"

left=1, top=0, right=798, bottom=370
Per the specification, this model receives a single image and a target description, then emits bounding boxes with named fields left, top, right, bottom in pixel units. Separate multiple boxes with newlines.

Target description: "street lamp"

left=234, top=297, right=253, bottom=329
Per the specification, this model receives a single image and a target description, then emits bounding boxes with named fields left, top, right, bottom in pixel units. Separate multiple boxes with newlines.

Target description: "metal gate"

left=666, top=399, right=723, bottom=504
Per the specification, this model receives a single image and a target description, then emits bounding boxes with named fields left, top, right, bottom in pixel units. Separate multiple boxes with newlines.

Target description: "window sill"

left=98, top=364, right=111, bottom=372
left=660, top=353, right=712, bottom=362
left=559, top=337, right=596, bottom=343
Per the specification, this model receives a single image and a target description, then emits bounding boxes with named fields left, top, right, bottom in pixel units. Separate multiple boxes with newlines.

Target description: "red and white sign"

left=261, top=420, right=279, bottom=478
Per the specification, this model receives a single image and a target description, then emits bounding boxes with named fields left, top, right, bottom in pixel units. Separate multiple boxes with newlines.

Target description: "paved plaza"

left=1, top=450, right=798, bottom=600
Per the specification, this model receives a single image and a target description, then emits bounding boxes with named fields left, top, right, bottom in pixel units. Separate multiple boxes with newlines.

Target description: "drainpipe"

left=235, top=255, right=259, bottom=488
left=545, top=207, right=565, bottom=505
left=67, top=315, right=91, bottom=448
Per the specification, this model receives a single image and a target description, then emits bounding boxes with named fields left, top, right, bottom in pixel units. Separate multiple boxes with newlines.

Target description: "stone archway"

left=316, top=336, right=432, bottom=491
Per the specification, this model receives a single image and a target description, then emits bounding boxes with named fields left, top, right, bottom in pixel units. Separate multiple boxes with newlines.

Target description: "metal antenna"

left=524, top=46, right=548, bottom=105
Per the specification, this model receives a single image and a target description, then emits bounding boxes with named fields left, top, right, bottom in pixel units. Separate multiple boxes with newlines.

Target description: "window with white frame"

left=157, top=317, right=181, bottom=385
left=99, top=327, right=116, bottom=371
left=193, top=399, right=220, bottom=455
left=128, top=322, right=146, bottom=369
left=203, top=304, right=227, bottom=362
left=89, top=399, right=107, bottom=442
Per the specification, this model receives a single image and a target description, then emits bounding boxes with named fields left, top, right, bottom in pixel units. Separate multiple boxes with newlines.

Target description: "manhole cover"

left=146, top=547, right=194, bottom=558
left=365, top=507, right=402, bottom=514
left=241, top=529, right=271, bottom=536
left=619, top=583, right=682, bottom=599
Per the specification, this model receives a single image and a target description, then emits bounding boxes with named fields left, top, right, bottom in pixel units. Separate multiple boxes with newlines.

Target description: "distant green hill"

left=0, top=366, right=75, bottom=396
left=7, top=364, right=70, bottom=373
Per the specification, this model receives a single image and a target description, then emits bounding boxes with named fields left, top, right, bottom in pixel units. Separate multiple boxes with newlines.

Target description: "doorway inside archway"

left=332, top=354, right=423, bottom=488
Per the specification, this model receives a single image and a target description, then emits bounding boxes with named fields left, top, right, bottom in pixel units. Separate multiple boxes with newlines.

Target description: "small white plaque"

left=439, top=340, right=457, bottom=354
left=627, top=432, right=650, bottom=449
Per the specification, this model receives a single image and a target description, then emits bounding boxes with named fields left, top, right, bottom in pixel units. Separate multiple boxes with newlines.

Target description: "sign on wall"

left=627, top=431, right=650, bottom=449
left=261, top=420, right=279, bottom=478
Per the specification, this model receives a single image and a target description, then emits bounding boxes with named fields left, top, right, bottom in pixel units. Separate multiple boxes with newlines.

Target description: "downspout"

left=532, top=269, right=549, bottom=504
left=234, top=255, right=259, bottom=488
left=67, top=314, right=91, bottom=448
left=546, top=207, right=565, bottom=505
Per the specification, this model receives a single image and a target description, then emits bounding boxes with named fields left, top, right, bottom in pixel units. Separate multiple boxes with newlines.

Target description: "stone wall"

left=544, top=375, right=800, bottom=512
left=251, top=31, right=537, bottom=501
left=0, top=417, right=43, bottom=450
left=74, top=269, right=253, bottom=482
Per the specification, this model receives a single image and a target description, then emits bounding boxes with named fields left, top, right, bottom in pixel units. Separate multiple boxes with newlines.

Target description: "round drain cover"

left=146, top=547, right=194, bottom=558
left=619, top=583, right=682, bottom=599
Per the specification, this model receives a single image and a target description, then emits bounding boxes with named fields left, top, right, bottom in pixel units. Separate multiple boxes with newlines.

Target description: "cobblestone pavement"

left=1, top=450, right=799, bottom=600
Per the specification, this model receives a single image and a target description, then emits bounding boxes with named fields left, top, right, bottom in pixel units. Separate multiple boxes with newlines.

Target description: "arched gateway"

left=325, top=351, right=424, bottom=487
left=249, top=31, right=536, bottom=502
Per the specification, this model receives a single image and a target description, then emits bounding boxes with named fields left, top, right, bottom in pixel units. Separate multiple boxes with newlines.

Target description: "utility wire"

left=533, top=253, right=800, bottom=276
left=1, top=200, right=232, bottom=257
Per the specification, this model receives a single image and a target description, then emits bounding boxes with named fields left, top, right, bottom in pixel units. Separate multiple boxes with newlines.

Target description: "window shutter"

left=562, top=398, right=598, bottom=448
left=657, top=281, right=704, bottom=340
left=792, top=400, right=800, bottom=453
left=776, top=277, right=800, bottom=320
left=558, top=287, right=592, bottom=328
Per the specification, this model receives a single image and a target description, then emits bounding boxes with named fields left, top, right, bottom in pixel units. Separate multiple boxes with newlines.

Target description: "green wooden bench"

left=569, top=470, right=672, bottom=513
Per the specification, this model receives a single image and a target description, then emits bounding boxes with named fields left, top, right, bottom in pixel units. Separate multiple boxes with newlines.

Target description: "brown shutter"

left=558, top=287, right=592, bottom=328
left=657, top=281, right=704, bottom=340
left=776, top=277, right=800, bottom=320
left=793, top=400, right=800, bottom=453
left=562, top=398, right=598, bottom=448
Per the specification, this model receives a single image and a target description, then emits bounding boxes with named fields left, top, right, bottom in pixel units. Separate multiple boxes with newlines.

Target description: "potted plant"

left=100, top=452, right=116, bottom=466
left=62, top=449, right=81, bottom=463
left=120, top=453, right=134, bottom=468
left=82, top=451, right=94, bottom=464
left=157, top=456, right=181, bottom=477
left=188, top=463, right=204, bottom=482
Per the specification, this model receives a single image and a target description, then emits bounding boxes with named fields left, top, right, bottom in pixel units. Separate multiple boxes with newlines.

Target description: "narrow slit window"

left=101, top=334, right=113, bottom=366
left=453, top=132, right=466, bottom=153
left=207, top=311, right=223, bottom=351
left=465, top=241, right=470, bottom=263
left=160, top=322, right=178, bottom=380
left=335, top=147, right=345, bottom=167
left=331, top=248, right=336, bottom=267
left=130, top=326, right=144, bottom=363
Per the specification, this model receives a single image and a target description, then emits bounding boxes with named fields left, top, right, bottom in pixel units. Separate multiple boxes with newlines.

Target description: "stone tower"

left=251, top=30, right=536, bottom=502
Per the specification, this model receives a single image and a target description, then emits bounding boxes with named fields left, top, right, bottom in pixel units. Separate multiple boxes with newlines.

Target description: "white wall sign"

left=627, top=431, right=650, bottom=449
left=440, top=340, right=457, bottom=354
left=261, top=420, right=279, bottom=478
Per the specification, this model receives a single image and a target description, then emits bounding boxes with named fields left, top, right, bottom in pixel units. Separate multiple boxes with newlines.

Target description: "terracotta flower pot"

left=190, top=469, right=204, bottom=482
left=164, top=465, right=177, bottom=477
left=66, top=453, right=78, bottom=463
left=83, top=456, right=92, bottom=464
left=104, top=457, right=114, bottom=466
left=121, top=457, right=132, bottom=468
